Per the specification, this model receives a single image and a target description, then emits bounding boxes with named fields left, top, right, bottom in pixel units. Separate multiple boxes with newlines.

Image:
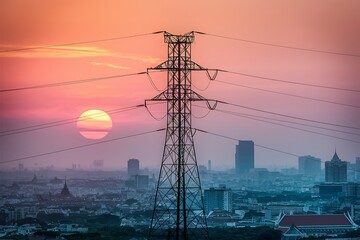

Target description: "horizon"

left=1, top=0, right=359, bottom=172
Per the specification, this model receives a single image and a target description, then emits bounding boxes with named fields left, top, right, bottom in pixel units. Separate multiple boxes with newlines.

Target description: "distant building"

left=235, top=140, right=254, bottom=175
left=60, top=179, right=72, bottom=198
left=298, top=155, right=321, bottom=176
left=93, top=159, right=104, bottom=169
left=31, top=173, right=38, bottom=183
left=206, top=210, right=241, bottom=227
left=348, top=162, right=356, bottom=182
left=325, top=151, right=347, bottom=182
left=135, top=175, right=149, bottom=189
left=356, top=157, right=360, bottom=181
left=125, top=175, right=149, bottom=189
left=318, top=182, right=360, bottom=198
left=127, top=158, right=140, bottom=177
left=249, top=168, right=269, bottom=180
left=50, top=176, right=62, bottom=184
left=18, top=164, right=24, bottom=171
left=276, top=212, right=358, bottom=239
left=318, top=183, right=343, bottom=198
left=198, top=165, right=207, bottom=173
left=204, top=185, right=232, bottom=214
left=50, top=224, right=88, bottom=234
left=208, top=160, right=212, bottom=171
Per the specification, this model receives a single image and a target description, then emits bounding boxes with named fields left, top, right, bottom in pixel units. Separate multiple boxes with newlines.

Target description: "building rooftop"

left=331, top=151, right=341, bottom=162
left=278, top=213, right=353, bottom=227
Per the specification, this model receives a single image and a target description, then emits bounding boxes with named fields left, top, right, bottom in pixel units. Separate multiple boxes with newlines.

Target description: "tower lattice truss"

left=146, top=32, right=216, bottom=239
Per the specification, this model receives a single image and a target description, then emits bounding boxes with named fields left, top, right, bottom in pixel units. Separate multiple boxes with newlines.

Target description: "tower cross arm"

left=147, top=61, right=218, bottom=81
left=145, top=91, right=168, bottom=105
left=148, top=60, right=213, bottom=72
left=145, top=88, right=218, bottom=111
left=190, top=91, right=218, bottom=110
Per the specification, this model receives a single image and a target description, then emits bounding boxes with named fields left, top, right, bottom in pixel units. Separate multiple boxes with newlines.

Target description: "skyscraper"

left=298, top=155, right=321, bottom=176
left=325, top=151, right=347, bottom=182
left=355, top=157, right=360, bottom=181
left=235, top=140, right=254, bottom=175
left=204, top=185, right=233, bottom=214
left=127, top=158, right=139, bottom=177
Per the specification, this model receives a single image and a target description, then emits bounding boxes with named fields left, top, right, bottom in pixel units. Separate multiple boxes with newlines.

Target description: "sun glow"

left=77, top=109, right=112, bottom=140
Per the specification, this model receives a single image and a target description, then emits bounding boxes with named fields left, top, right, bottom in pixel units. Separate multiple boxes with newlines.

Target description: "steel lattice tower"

left=146, top=32, right=214, bottom=239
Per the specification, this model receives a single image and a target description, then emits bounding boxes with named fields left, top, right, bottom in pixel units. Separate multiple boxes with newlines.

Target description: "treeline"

left=5, top=226, right=360, bottom=240
left=2, top=226, right=281, bottom=240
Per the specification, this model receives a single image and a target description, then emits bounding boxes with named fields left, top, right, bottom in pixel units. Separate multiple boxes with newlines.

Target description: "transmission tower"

left=146, top=31, right=217, bottom=239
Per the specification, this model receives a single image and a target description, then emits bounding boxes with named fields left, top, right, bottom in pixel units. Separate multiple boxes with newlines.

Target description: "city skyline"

left=1, top=0, right=360, bottom=171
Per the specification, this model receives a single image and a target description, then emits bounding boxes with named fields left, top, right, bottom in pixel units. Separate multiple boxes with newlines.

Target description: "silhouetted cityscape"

left=1, top=142, right=360, bottom=239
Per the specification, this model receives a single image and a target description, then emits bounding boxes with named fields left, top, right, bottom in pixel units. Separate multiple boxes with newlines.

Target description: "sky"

left=1, top=0, right=360, bottom=171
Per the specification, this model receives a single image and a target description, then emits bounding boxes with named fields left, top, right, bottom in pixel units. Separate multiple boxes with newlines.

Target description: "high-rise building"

left=208, top=160, right=212, bottom=171
left=298, top=155, right=321, bottom=176
left=204, top=185, right=233, bottom=214
left=235, top=140, right=254, bottom=175
left=127, top=158, right=139, bottom=177
left=325, top=151, right=347, bottom=182
left=356, top=157, right=360, bottom=181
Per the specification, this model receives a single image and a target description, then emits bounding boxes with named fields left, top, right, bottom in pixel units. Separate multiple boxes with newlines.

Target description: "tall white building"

left=204, top=185, right=232, bottom=214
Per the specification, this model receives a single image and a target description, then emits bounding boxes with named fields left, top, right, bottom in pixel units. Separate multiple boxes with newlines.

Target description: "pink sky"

left=1, top=0, right=359, bottom=170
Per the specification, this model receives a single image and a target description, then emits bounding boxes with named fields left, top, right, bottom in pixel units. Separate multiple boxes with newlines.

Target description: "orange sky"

left=1, top=0, right=359, bottom=170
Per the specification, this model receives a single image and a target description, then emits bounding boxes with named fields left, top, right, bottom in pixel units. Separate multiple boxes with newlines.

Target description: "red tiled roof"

left=279, top=214, right=352, bottom=227
left=275, top=227, right=290, bottom=233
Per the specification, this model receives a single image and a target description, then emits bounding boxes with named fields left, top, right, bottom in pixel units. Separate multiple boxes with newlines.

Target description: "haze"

left=1, top=0, right=359, bottom=171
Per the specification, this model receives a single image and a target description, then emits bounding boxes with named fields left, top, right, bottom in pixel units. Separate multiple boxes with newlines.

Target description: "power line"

left=192, top=106, right=212, bottom=119
left=146, top=72, right=166, bottom=92
left=1, top=102, right=166, bottom=136
left=0, top=105, right=145, bottom=137
left=195, top=31, right=360, bottom=58
left=0, top=31, right=164, bottom=53
left=0, top=128, right=165, bottom=164
left=228, top=109, right=360, bottom=137
left=0, top=72, right=147, bottom=93
left=195, top=128, right=360, bottom=176
left=195, top=128, right=299, bottom=157
left=193, top=104, right=360, bottom=137
left=215, top=79, right=360, bottom=109
left=211, top=107, right=360, bottom=144
left=145, top=103, right=167, bottom=121
left=215, top=69, right=360, bottom=93
left=217, top=100, right=360, bottom=131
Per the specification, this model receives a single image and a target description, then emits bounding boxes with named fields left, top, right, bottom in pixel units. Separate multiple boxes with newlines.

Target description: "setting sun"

left=77, top=109, right=112, bottom=140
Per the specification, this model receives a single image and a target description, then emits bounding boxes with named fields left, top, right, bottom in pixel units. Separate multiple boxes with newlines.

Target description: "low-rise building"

left=276, top=212, right=358, bottom=239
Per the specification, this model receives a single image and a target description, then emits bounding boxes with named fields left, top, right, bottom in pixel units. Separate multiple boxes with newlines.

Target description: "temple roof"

left=278, top=214, right=353, bottom=227
left=60, top=179, right=72, bottom=197
left=284, top=224, right=305, bottom=236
